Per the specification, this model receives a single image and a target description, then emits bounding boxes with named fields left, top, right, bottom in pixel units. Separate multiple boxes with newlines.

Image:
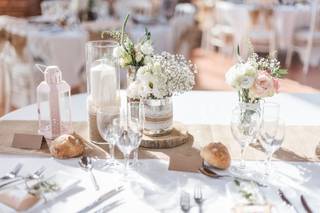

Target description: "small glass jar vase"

left=238, top=102, right=262, bottom=125
left=143, top=97, right=173, bottom=136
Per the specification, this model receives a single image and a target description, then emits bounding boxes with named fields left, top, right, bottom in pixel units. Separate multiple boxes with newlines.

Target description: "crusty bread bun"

left=200, top=142, right=231, bottom=170
left=316, top=142, right=320, bottom=159
left=49, top=133, right=85, bottom=159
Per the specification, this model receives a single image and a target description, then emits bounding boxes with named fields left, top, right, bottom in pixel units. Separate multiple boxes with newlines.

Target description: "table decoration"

left=140, top=123, right=190, bottom=148
left=103, top=14, right=154, bottom=84
left=36, top=64, right=73, bottom=140
left=225, top=44, right=287, bottom=115
left=225, top=44, right=287, bottom=173
left=86, top=40, right=120, bottom=143
left=135, top=52, right=196, bottom=136
left=104, top=15, right=197, bottom=137
left=1, top=121, right=320, bottom=174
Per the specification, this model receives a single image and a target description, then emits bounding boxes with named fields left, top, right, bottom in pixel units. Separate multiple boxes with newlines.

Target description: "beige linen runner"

left=0, top=120, right=319, bottom=171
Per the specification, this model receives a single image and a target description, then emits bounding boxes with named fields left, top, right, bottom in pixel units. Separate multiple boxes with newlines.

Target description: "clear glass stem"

left=124, top=154, right=130, bottom=177
left=109, top=143, right=115, bottom=161
left=133, top=148, right=138, bottom=165
left=264, top=153, right=273, bottom=176
left=240, top=146, right=246, bottom=169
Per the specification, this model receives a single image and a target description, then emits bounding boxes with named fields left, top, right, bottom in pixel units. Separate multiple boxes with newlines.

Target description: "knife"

left=300, top=195, right=313, bottom=213
left=278, top=189, right=299, bottom=213
left=77, top=185, right=124, bottom=213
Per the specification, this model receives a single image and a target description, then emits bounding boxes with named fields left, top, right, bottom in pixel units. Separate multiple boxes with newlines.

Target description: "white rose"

left=225, top=63, right=257, bottom=89
left=140, top=40, right=153, bottom=55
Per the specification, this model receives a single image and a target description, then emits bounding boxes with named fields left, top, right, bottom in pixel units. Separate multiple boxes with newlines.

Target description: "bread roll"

left=200, top=142, right=231, bottom=170
left=49, top=133, right=85, bottom=159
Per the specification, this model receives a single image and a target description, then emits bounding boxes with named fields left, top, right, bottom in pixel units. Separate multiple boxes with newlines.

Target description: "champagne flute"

left=96, top=106, right=121, bottom=168
left=230, top=103, right=261, bottom=175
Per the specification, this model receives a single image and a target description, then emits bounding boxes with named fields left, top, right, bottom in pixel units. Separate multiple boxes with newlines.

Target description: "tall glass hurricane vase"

left=86, top=40, right=120, bottom=143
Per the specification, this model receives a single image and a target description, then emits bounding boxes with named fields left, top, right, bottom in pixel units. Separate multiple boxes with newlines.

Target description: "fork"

left=180, top=191, right=190, bottom=212
left=0, top=166, right=46, bottom=189
left=0, top=163, right=23, bottom=180
left=194, top=185, right=203, bottom=213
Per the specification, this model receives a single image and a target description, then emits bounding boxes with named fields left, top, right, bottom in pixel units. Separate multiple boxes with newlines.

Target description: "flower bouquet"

left=130, top=52, right=196, bottom=136
left=104, top=15, right=197, bottom=136
left=225, top=48, right=287, bottom=104
left=225, top=45, right=287, bottom=147
left=103, top=15, right=154, bottom=82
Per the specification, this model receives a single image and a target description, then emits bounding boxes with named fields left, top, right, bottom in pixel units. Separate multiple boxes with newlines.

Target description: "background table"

left=1, top=91, right=320, bottom=212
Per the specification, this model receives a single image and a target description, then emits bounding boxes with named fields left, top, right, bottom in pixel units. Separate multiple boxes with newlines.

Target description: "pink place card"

left=11, top=134, right=47, bottom=150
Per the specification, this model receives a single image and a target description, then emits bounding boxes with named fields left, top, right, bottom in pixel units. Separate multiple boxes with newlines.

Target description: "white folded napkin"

left=0, top=171, right=79, bottom=212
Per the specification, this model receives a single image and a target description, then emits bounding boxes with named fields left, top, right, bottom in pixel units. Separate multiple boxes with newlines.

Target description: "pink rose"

left=249, top=71, right=277, bottom=98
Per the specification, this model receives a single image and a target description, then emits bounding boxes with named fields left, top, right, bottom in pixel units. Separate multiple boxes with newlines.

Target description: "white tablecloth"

left=1, top=91, right=320, bottom=212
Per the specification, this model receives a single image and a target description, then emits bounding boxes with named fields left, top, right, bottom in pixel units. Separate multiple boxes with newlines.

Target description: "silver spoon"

left=0, top=163, right=23, bottom=180
left=79, top=156, right=100, bottom=191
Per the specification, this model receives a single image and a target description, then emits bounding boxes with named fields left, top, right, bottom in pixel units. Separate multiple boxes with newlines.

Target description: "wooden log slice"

left=141, top=123, right=190, bottom=149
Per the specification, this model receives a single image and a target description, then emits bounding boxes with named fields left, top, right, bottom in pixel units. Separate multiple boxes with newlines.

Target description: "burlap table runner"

left=0, top=121, right=319, bottom=163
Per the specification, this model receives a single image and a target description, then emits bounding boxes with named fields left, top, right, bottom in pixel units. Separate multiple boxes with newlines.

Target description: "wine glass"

left=259, top=103, right=285, bottom=176
left=117, top=116, right=143, bottom=177
left=128, top=100, right=144, bottom=168
left=230, top=103, right=261, bottom=175
left=96, top=106, right=121, bottom=168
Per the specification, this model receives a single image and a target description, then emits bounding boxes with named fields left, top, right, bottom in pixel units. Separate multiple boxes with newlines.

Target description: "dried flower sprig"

left=28, top=180, right=59, bottom=197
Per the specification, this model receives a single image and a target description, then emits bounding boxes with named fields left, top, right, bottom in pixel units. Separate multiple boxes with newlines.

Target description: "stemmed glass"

left=96, top=106, right=121, bottom=168
left=259, top=102, right=285, bottom=176
left=230, top=103, right=261, bottom=175
left=116, top=103, right=144, bottom=177
left=128, top=100, right=144, bottom=167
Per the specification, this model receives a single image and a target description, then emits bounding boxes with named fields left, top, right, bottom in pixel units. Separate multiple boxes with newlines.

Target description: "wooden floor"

left=192, top=49, right=320, bottom=93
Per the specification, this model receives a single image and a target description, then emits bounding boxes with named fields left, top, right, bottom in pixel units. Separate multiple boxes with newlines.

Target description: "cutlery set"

left=180, top=185, right=203, bottom=212
left=0, top=163, right=314, bottom=212
left=198, top=163, right=314, bottom=212
left=0, top=164, right=46, bottom=189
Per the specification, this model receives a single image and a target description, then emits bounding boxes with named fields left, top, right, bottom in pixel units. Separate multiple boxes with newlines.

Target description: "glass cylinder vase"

left=143, top=97, right=173, bottom=136
left=86, top=40, right=120, bottom=143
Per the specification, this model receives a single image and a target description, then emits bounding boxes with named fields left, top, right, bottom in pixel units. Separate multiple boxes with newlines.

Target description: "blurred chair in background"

left=285, top=0, right=320, bottom=74
left=247, top=7, right=276, bottom=54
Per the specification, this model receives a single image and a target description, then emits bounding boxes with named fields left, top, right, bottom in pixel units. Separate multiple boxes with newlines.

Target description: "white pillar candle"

left=90, top=63, right=117, bottom=107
